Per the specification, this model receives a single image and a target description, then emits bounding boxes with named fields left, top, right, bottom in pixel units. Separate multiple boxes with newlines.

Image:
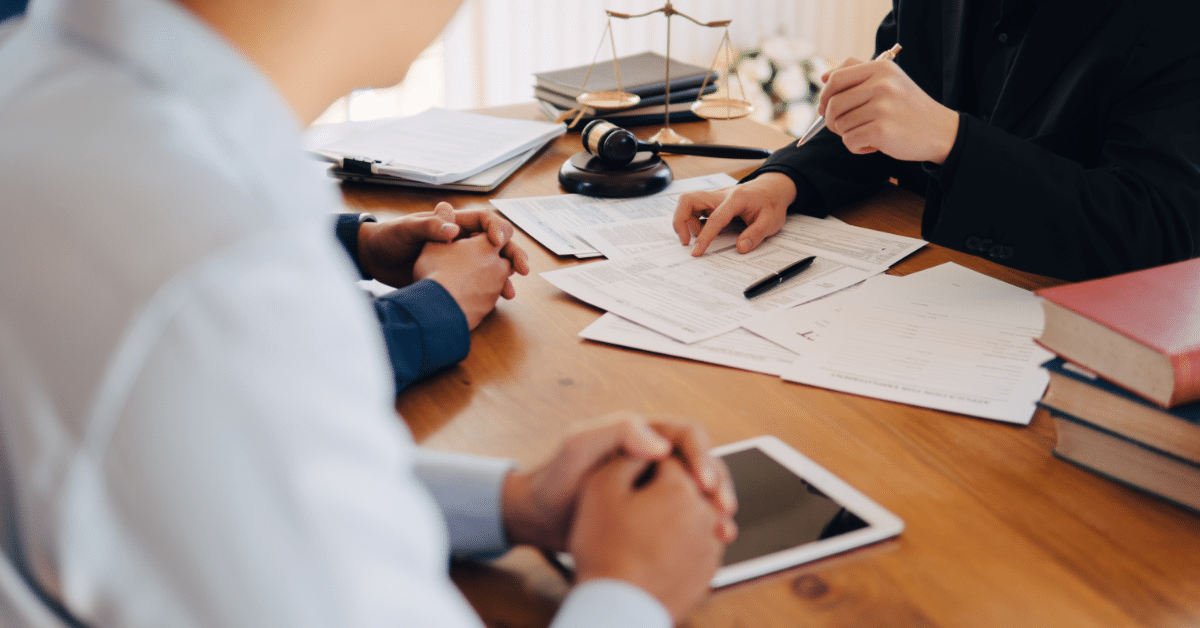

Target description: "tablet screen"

left=709, top=436, right=903, bottom=587
left=720, top=447, right=869, bottom=565
left=555, top=436, right=902, bottom=588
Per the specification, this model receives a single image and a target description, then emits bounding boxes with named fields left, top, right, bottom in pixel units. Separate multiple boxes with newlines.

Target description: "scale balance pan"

left=576, top=90, right=641, bottom=109
left=690, top=97, right=755, bottom=120
left=558, top=150, right=672, bottom=198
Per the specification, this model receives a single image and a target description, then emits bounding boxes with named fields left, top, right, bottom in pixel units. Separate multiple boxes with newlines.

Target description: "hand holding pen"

left=796, top=44, right=902, bottom=146
left=794, top=43, right=959, bottom=165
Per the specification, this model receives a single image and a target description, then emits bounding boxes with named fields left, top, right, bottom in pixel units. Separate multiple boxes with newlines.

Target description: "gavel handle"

left=651, top=143, right=773, bottom=160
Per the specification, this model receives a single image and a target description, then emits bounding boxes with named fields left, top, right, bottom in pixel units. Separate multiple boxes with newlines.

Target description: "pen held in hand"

left=795, top=43, right=903, bottom=146
left=743, top=256, right=817, bottom=298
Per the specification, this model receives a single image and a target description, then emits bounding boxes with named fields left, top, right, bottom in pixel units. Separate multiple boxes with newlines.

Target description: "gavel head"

left=582, top=119, right=640, bottom=167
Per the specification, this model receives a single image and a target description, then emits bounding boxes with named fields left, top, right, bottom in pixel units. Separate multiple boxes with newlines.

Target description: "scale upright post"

left=648, top=2, right=690, bottom=145
left=602, top=2, right=750, bottom=145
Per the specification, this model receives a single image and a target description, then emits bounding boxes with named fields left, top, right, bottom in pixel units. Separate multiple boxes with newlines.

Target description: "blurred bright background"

left=314, top=0, right=893, bottom=136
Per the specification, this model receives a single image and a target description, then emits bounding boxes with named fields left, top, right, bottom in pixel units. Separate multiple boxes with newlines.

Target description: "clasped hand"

left=356, top=202, right=531, bottom=329
left=501, top=412, right=738, bottom=622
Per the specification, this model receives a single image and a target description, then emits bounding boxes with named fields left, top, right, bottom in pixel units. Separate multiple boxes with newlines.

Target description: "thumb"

left=432, top=202, right=459, bottom=240
left=736, top=222, right=773, bottom=254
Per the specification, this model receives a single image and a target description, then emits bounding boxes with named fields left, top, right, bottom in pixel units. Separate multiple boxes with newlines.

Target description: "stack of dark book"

left=1034, top=258, right=1200, bottom=512
left=534, top=51, right=719, bottom=128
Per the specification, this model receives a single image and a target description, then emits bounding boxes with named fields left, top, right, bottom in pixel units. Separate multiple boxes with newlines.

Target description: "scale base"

left=649, top=126, right=692, bottom=145
left=558, top=151, right=673, bottom=198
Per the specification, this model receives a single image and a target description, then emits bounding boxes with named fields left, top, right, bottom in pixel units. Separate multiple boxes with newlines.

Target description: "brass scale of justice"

left=557, top=2, right=773, bottom=197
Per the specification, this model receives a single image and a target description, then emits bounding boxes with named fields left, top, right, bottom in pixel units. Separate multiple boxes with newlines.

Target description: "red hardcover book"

left=1035, top=258, right=1200, bottom=408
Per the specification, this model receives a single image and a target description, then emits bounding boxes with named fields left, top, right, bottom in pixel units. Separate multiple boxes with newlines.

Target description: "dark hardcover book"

left=533, top=82, right=719, bottom=112
left=1039, top=357, right=1200, bottom=463
left=535, top=99, right=703, bottom=128
left=1049, top=409, right=1200, bottom=514
left=534, top=51, right=718, bottom=99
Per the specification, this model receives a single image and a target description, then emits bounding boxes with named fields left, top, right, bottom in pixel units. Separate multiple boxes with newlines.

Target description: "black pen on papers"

left=743, top=256, right=817, bottom=298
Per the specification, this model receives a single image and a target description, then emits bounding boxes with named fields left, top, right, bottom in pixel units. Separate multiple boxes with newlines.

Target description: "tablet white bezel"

left=710, top=435, right=904, bottom=588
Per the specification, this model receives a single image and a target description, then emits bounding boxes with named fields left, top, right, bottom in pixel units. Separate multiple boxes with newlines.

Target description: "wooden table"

left=340, top=104, right=1200, bottom=628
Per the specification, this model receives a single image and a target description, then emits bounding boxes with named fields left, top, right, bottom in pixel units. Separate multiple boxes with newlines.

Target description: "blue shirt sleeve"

left=333, top=213, right=372, bottom=279
left=373, top=280, right=470, bottom=393
left=331, top=213, right=471, bottom=392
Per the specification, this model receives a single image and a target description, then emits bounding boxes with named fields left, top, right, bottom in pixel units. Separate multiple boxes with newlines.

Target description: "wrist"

left=501, top=470, right=555, bottom=548
left=752, top=172, right=798, bottom=207
left=927, top=108, right=960, bottom=165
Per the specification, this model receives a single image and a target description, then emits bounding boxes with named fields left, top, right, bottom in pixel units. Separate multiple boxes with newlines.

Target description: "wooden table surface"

left=340, top=104, right=1200, bottom=628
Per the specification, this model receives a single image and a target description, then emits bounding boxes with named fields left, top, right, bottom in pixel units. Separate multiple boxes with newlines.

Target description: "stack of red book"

left=1035, top=258, right=1200, bottom=512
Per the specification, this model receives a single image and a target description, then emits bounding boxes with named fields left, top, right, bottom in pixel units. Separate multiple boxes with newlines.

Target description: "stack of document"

left=492, top=173, right=742, bottom=259
left=305, top=108, right=565, bottom=191
left=510, top=178, right=1051, bottom=424
left=744, top=264, right=1054, bottom=424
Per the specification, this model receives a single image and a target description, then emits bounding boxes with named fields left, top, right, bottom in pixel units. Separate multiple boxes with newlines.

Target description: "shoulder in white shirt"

left=0, top=1, right=668, bottom=627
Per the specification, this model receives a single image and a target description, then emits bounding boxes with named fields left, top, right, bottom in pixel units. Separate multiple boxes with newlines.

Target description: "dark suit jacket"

left=750, top=0, right=1200, bottom=281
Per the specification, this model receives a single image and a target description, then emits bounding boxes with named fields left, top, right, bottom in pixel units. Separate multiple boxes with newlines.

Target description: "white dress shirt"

left=0, top=1, right=668, bottom=627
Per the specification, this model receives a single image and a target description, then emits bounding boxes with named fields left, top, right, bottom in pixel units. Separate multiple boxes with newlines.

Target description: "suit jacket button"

left=988, top=244, right=1005, bottom=258
left=979, top=238, right=994, bottom=250
left=965, top=236, right=983, bottom=251
left=1001, top=246, right=1014, bottom=259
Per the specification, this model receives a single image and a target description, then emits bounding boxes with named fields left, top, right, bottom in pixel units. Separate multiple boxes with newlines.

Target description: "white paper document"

left=780, top=263, right=1053, bottom=424
left=580, top=214, right=846, bottom=262
left=741, top=264, right=955, bottom=355
left=580, top=313, right=799, bottom=376
left=311, top=108, right=565, bottom=184
left=741, top=277, right=880, bottom=355
left=493, top=173, right=738, bottom=258
left=541, top=215, right=925, bottom=344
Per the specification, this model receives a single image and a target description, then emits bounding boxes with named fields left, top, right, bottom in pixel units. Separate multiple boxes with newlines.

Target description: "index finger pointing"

left=689, top=198, right=744, bottom=257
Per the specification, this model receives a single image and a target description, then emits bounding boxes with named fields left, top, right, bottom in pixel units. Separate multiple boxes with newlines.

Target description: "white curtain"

left=440, top=0, right=893, bottom=109
left=318, top=0, right=892, bottom=123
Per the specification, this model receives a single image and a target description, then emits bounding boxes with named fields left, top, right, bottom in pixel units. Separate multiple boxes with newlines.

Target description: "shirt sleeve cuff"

left=550, top=579, right=671, bottom=628
left=412, top=449, right=514, bottom=559
left=373, top=279, right=470, bottom=391
left=333, top=213, right=376, bottom=280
